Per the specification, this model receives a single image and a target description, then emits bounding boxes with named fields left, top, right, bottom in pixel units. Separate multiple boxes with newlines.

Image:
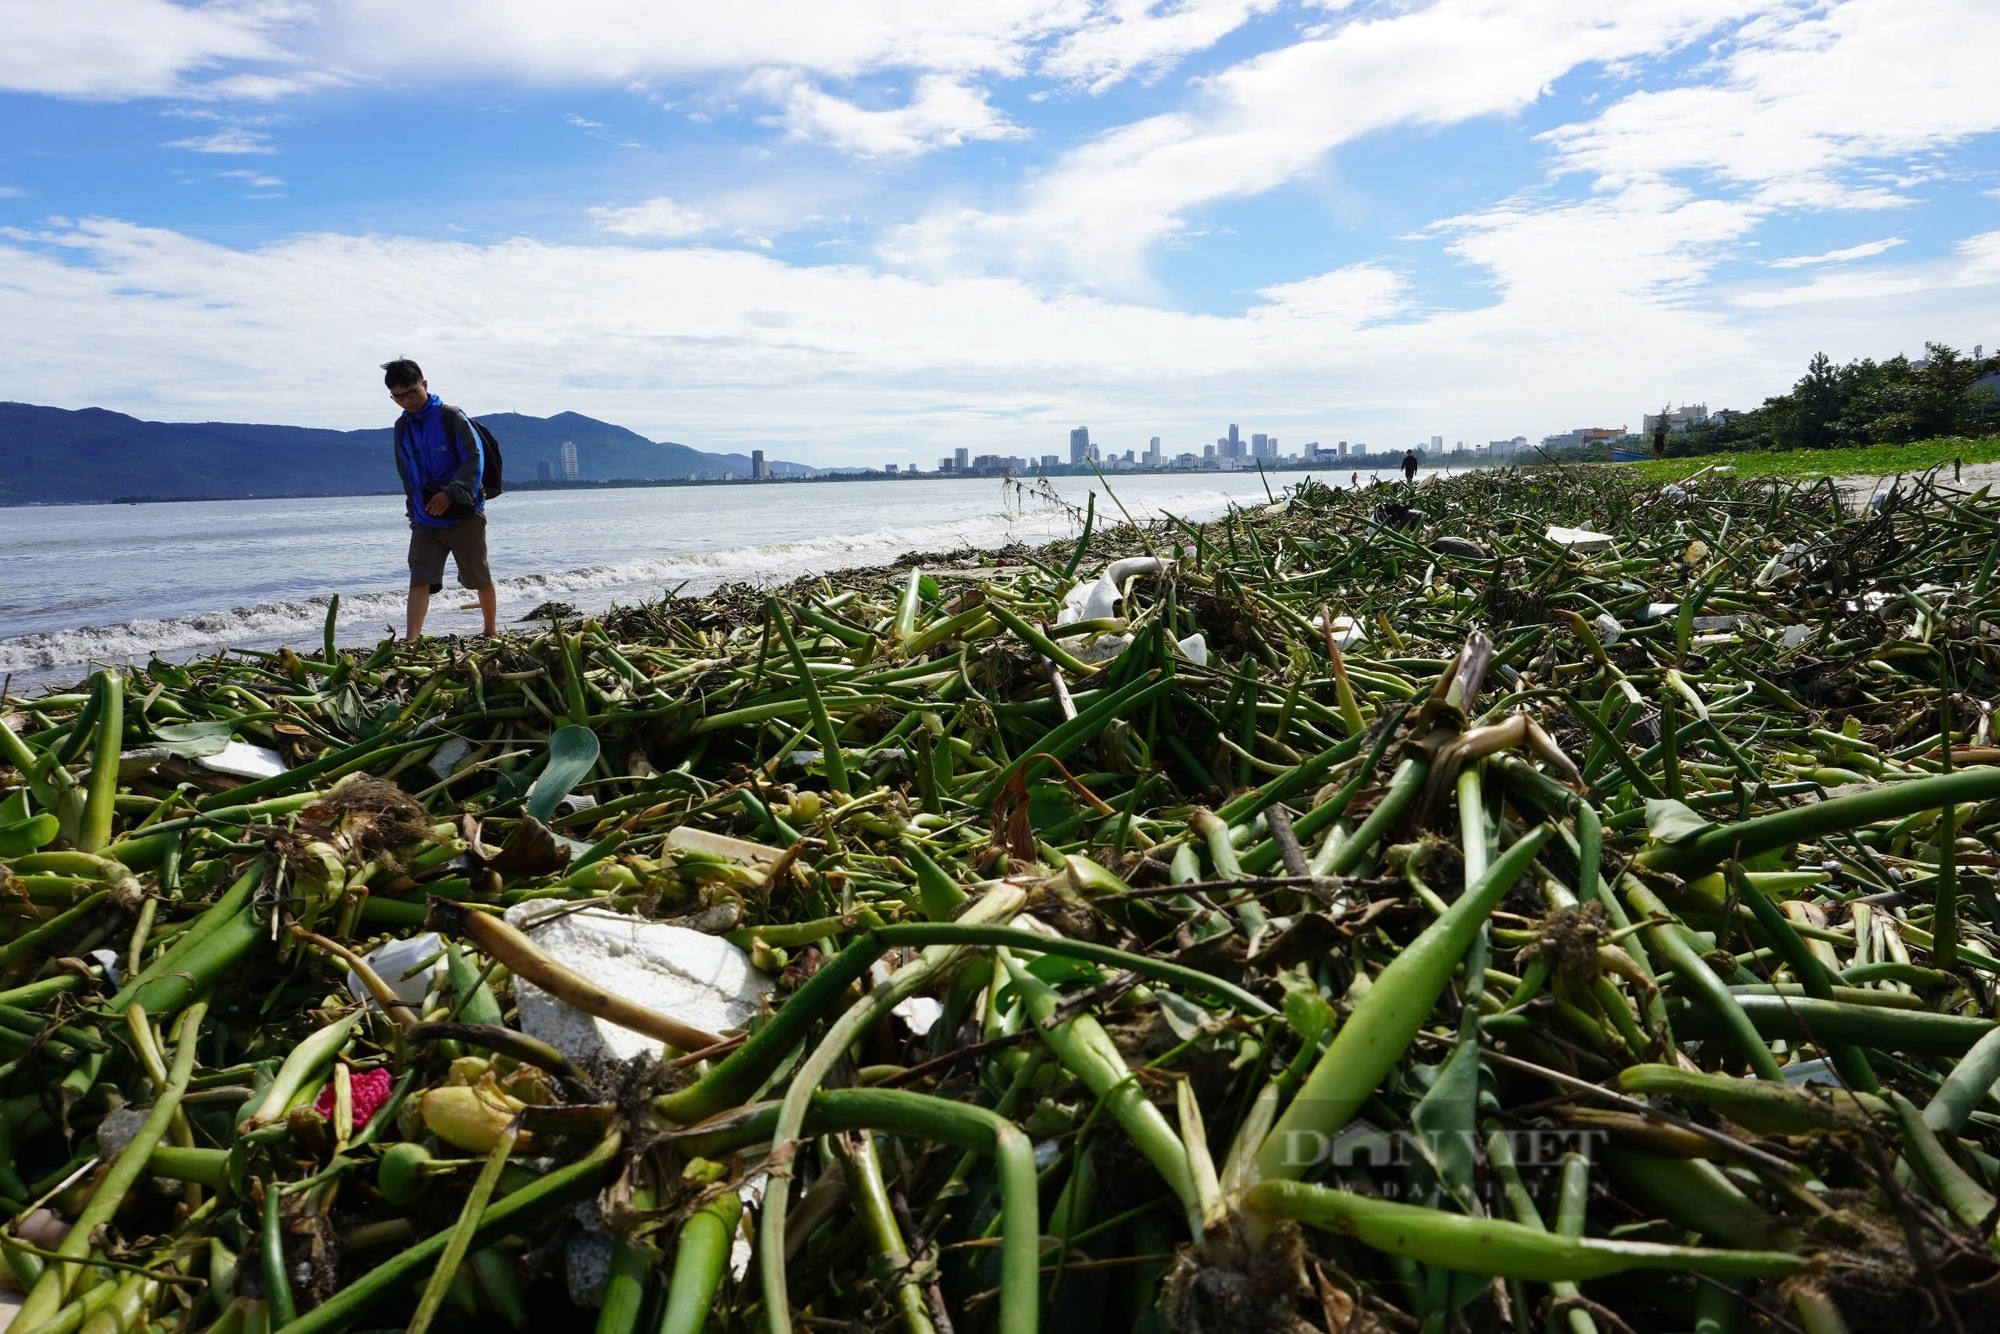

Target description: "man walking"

left=1401, top=449, right=1419, bottom=486
left=384, top=359, right=497, bottom=640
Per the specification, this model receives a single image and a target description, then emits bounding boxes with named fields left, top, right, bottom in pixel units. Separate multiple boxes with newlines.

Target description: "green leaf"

left=1409, top=1041, right=1483, bottom=1212
left=0, top=813, right=60, bottom=857
left=0, top=789, right=28, bottom=824
left=1645, top=797, right=1715, bottom=846
left=1279, top=968, right=1334, bottom=1045
left=526, top=726, right=601, bottom=823
left=917, top=575, right=941, bottom=602
left=150, top=720, right=233, bottom=758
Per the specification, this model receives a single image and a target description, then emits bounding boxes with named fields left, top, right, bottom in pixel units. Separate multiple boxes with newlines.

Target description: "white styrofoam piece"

left=196, top=741, right=288, bottom=780
left=1311, top=612, right=1366, bottom=648
left=893, top=996, right=944, bottom=1036
left=346, top=933, right=445, bottom=1009
left=504, top=903, right=772, bottom=1064
left=427, top=737, right=472, bottom=779
left=1591, top=614, right=1623, bottom=645
left=1779, top=625, right=1811, bottom=648
left=1545, top=525, right=1614, bottom=551
left=1174, top=632, right=1208, bottom=666
left=1057, top=557, right=1171, bottom=626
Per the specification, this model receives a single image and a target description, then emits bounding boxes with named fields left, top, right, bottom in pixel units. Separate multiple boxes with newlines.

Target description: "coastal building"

left=536, top=460, right=552, bottom=482
left=559, top=440, right=579, bottom=482
left=751, top=449, right=769, bottom=480
left=1641, top=405, right=1708, bottom=436
left=1041, top=455, right=1060, bottom=470
left=1541, top=427, right=1625, bottom=450
left=955, top=447, right=970, bottom=472
left=1069, top=427, right=1091, bottom=465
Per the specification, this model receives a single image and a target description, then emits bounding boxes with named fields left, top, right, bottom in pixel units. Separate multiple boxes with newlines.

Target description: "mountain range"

left=0, top=402, right=815, bottom=505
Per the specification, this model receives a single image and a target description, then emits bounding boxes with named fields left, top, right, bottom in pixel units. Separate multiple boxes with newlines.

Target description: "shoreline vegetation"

left=3, top=463, right=2000, bottom=1329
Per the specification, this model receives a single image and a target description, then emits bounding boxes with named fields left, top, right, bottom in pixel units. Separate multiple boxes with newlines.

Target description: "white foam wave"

left=0, top=482, right=1271, bottom=683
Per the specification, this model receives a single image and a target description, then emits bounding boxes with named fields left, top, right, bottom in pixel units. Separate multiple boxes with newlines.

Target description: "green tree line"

left=1677, top=341, right=2000, bottom=454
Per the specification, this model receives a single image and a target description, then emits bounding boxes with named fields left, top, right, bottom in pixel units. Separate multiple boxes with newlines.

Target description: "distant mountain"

left=0, top=402, right=815, bottom=505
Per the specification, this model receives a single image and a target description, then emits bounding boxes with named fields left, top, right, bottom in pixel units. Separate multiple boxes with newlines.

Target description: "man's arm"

left=439, top=408, right=484, bottom=507
left=393, top=421, right=421, bottom=522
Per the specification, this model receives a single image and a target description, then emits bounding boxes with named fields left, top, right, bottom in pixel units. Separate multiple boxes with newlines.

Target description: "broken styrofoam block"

left=504, top=903, right=772, bottom=1065
left=1591, top=614, right=1624, bottom=646
left=197, top=741, right=288, bottom=780
left=1174, top=632, right=1209, bottom=667
left=1312, top=612, right=1366, bottom=648
left=426, top=736, right=472, bottom=779
left=1058, top=557, right=1171, bottom=626
left=345, top=933, right=445, bottom=1010
left=1073, top=633, right=1135, bottom=665
left=893, top=996, right=944, bottom=1036
left=1545, top=525, right=1614, bottom=552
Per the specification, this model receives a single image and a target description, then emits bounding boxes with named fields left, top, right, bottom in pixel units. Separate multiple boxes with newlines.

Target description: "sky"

left=2, top=0, right=1998, bottom=468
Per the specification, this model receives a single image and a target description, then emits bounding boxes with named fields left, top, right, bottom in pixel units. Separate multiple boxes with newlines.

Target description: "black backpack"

left=446, top=406, right=505, bottom=499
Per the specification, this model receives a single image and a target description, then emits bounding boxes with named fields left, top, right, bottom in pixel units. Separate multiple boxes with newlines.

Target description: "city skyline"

left=3, top=2, right=1997, bottom=467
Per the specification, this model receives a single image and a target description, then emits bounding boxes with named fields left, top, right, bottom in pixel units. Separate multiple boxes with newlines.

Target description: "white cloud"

left=0, top=186, right=24, bottom=198
left=10, top=214, right=1996, bottom=464
left=590, top=197, right=715, bottom=239
left=0, top=0, right=293, bottom=99
left=1768, top=237, right=1904, bottom=269
left=1042, top=0, right=1281, bottom=93
left=317, top=1, right=1082, bottom=83
left=751, top=72, right=1027, bottom=158
left=1735, top=229, right=2000, bottom=309
left=166, top=127, right=278, bottom=154
left=1545, top=0, right=2000, bottom=207
left=891, top=0, right=1769, bottom=289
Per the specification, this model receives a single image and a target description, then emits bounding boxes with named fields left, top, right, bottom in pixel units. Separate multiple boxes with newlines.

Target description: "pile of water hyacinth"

left=5, top=464, right=2000, bottom=1334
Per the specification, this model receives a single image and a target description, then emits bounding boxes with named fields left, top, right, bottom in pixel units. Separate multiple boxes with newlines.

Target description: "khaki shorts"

left=408, top=514, right=492, bottom=593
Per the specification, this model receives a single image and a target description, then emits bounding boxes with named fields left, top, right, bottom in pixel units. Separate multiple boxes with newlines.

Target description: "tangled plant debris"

left=3, top=463, right=2000, bottom=1332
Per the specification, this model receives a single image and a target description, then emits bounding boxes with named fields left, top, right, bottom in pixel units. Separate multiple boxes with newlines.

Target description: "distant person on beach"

left=1402, top=449, right=1419, bottom=485
left=383, top=359, right=497, bottom=640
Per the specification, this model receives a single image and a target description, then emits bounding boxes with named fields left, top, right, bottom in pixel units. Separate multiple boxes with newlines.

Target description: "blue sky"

left=2, top=0, right=1998, bottom=467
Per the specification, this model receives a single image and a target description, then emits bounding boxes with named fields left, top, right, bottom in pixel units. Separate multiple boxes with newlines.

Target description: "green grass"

left=1619, top=435, right=2000, bottom=483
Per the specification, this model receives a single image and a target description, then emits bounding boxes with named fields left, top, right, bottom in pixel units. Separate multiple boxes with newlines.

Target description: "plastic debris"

left=504, top=903, right=772, bottom=1064
left=1544, top=525, right=1614, bottom=551
left=345, top=933, right=446, bottom=1009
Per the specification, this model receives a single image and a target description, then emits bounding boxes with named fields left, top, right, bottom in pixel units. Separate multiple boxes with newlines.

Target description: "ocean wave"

left=0, top=482, right=1272, bottom=681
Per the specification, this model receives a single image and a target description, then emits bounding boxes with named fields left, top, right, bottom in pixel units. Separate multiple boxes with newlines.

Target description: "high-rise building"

left=1228, top=424, right=1240, bottom=449
left=751, top=449, right=769, bottom=480
left=536, top=460, right=553, bottom=482
left=1251, top=432, right=1268, bottom=457
left=885, top=463, right=898, bottom=474
left=1337, top=441, right=1348, bottom=458
left=1430, top=435, right=1443, bottom=452
left=559, top=440, right=579, bottom=482
left=1069, top=427, right=1090, bottom=465
left=1041, top=455, right=1060, bottom=470
left=955, top=447, right=970, bottom=472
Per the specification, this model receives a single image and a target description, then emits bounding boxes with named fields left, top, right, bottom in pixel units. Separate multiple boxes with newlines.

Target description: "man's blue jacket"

left=394, top=394, right=485, bottom=530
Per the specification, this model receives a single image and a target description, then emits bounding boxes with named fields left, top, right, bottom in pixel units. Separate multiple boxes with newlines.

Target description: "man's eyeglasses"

left=389, top=384, right=427, bottom=403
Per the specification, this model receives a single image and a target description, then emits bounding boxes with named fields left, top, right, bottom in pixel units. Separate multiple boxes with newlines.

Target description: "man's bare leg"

left=476, top=585, right=498, bottom=636
left=405, top=585, right=430, bottom=641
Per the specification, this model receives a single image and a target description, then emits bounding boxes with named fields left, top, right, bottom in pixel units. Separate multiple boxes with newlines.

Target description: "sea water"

left=0, top=469, right=1396, bottom=688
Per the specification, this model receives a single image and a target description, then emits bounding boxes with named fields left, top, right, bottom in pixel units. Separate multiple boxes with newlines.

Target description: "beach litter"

left=1, top=464, right=1999, bottom=1331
